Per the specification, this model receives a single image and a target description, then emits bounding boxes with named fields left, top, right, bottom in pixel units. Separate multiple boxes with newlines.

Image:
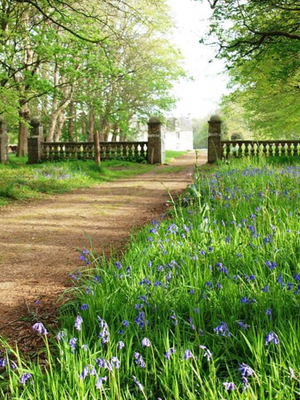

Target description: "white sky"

left=167, top=0, right=229, bottom=119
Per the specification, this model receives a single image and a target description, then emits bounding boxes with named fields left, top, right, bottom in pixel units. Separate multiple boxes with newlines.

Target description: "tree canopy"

left=202, top=0, right=300, bottom=138
left=1, top=0, right=185, bottom=154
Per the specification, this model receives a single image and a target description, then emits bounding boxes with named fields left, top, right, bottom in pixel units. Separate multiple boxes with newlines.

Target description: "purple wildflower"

left=132, top=375, right=144, bottom=391
left=20, top=373, right=32, bottom=385
left=134, top=353, right=146, bottom=368
left=141, top=337, right=151, bottom=347
left=223, top=382, right=236, bottom=391
left=111, top=356, right=120, bottom=369
left=199, top=345, right=212, bottom=361
left=117, top=341, right=125, bottom=350
left=79, top=365, right=97, bottom=380
left=32, top=322, right=48, bottom=335
left=214, top=322, right=230, bottom=337
left=56, top=331, right=65, bottom=341
left=165, top=347, right=175, bottom=360
left=75, top=316, right=83, bottom=331
left=238, top=363, right=255, bottom=377
left=265, top=331, right=279, bottom=346
left=69, top=337, right=77, bottom=352
left=184, top=349, right=194, bottom=360
left=95, top=376, right=107, bottom=390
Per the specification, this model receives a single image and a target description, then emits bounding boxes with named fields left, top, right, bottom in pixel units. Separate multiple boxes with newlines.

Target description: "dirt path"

left=0, top=151, right=206, bottom=349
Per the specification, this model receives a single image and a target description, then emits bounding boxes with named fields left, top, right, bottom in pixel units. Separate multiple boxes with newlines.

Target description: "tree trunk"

left=111, top=123, right=119, bottom=142
left=87, top=107, right=95, bottom=142
left=54, top=111, right=65, bottom=142
left=68, top=101, right=75, bottom=142
left=17, top=103, right=30, bottom=157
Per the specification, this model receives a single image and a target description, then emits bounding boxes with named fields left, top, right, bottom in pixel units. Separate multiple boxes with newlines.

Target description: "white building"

left=136, top=116, right=194, bottom=151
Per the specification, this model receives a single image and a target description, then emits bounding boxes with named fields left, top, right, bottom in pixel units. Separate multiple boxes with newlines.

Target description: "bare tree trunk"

left=111, top=123, right=119, bottom=142
left=68, top=101, right=75, bottom=142
left=87, top=107, right=95, bottom=142
left=17, top=102, right=30, bottom=157
left=54, top=111, right=65, bottom=142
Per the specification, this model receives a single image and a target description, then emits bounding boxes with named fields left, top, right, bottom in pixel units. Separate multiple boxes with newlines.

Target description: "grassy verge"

left=0, top=156, right=157, bottom=207
left=165, top=150, right=188, bottom=163
left=0, top=151, right=188, bottom=207
left=1, top=156, right=300, bottom=398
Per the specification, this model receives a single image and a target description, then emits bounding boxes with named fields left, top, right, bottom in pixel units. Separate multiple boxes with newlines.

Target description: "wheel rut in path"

left=0, top=151, right=206, bottom=349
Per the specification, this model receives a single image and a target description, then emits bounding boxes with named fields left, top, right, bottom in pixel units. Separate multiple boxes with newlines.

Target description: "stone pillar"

left=147, top=116, right=165, bottom=164
left=208, top=115, right=222, bottom=163
left=28, top=116, right=43, bottom=164
left=0, top=117, right=8, bottom=164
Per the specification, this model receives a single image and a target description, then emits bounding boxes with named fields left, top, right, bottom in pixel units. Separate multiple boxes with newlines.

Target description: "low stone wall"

left=207, top=115, right=300, bottom=163
left=41, top=141, right=148, bottom=162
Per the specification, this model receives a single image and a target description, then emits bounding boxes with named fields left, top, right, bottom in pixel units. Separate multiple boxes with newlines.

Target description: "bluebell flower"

left=79, top=365, right=97, bottom=380
left=170, top=311, right=178, bottom=326
left=223, top=382, right=236, bottom=391
left=20, top=373, right=32, bottom=385
left=142, top=337, right=151, bottom=347
left=69, top=338, right=77, bottom=352
left=111, top=357, right=120, bottom=369
left=214, top=322, right=230, bottom=337
left=265, top=331, right=279, bottom=346
left=115, top=261, right=122, bottom=270
left=238, top=363, right=255, bottom=377
left=75, top=316, right=83, bottom=331
left=80, top=303, right=88, bottom=311
left=134, top=352, right=146, bottom=368
left=238, top=321, right=250, bottom=330
left=117, top=341, right=125, bottom=350
left=32, top=322, right=48, bottom=335
left=56, top=331, right=65, bottom=341
left=95, top=376, right=107, bottom=390
left=184, top=349, right=194, bottom=360
left=164, top=347, right=176, bottom=360
left=277, top=274, right=284, bottom=287
left=266, top=309, right=272, bottom=320
left=261, top=285, right=269, bottom=293
left=135, top=311, right=147, bottom=329
left=168, top=223, right=178, bottom=234
left=199, top=345, right=212, bottom=361
left=132, top=375, right=144, bottom=391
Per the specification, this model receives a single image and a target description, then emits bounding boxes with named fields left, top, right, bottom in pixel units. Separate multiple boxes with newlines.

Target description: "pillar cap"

left=148, top=116, right=162, bottom=125
left=30, top=116, right=41, bottom=126
left=209, top=115, right=221, bottom=123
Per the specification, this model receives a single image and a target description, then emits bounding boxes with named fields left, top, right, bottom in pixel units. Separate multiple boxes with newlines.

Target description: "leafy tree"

left=201, top=0, right=300, bottom=138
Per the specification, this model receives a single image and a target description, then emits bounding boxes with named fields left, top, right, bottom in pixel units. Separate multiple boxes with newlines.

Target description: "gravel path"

left=0, top=151, right=206, bottom=349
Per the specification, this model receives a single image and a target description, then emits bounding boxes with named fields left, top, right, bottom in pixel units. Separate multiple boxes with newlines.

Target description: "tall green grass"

left=1, top=157, right=300, bottom=399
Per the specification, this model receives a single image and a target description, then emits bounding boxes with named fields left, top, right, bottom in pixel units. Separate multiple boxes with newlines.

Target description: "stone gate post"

left=147, top=116, right=165, bottom=164
left=0, top=117, right=8, bottom=164
left=208, top=115, right=222, bottom=164
left=28, top=116, right=43, bottom=164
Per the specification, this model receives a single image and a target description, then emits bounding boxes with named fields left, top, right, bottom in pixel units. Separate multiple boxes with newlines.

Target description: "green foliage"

left=204, top=0, right=300, bottom=138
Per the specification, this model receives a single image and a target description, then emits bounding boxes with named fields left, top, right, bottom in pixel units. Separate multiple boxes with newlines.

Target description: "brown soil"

left=0, top=151, right=206, bottom=352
